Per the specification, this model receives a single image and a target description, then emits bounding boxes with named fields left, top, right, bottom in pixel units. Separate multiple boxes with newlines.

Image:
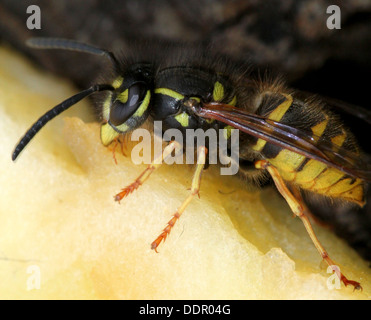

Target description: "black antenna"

left=26, top=37, right=119, bottom=68
left=12, top=84, right=114, bottom=161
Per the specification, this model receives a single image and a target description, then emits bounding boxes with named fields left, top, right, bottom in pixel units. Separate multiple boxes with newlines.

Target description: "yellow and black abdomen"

left=251, top=91, right=365, bottom=206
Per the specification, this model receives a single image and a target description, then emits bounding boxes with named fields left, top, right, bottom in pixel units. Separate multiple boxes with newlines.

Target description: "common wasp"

left=12, top=38, right=371, bottom=290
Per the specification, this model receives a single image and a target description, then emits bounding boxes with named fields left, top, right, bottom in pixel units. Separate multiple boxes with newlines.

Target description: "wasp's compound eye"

left=110, top=82, right=147, bottom=126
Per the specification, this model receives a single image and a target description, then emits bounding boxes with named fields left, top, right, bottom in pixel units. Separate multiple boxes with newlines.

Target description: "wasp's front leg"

left=114, top=140, right=182, bottom=202
left=110, top=135, right=129, bottom=165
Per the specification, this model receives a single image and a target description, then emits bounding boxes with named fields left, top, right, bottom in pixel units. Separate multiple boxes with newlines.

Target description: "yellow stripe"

left=252, top=94, right=293, bottom=151
left=293, top=159, right=364, bottom=205
left=133, top=90, right=151, bottom=117
left=102, top=92, right=112, bottom=121
left=100, top=123, right=120, bottom=146
left=223, top=125, right=234, bottom=140
left=228, top=95, right=237, bottom=106
left=319, top=175, right=362, bottom=195
left=104, top=90, right=150, bottom=124
left=339, top=184, right=364, bottom=205
left=174, top=112, right=189, bottom=127
left=115, top=122, right=130, bottom=133
left=295, top=159, right=328, bottom=185
left=117, top=89, right=128, bottom=103
left=155, top=88, right=184, bottom=100
left=311, top=116, right=328, bottom=141
left=268, top=149, right=306, bottom=180
left=331, top=131, right=346, bottom=148
left=312, top=168, right=345, bottom=191
left=213, top=81, right=224, bottom=101
left=252, top=138, right=268, bottom=152
left=112, top=76, right=123, bottom=89
left=267, top=93, right=293, bottom=121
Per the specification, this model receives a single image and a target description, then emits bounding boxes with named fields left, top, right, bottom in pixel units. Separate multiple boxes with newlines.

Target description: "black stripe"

left=279, top=99, right=326, bottom=131
left=255, top=93, right=286, bottom=117
left=296, top=157, right=310, bottom=172
left=261, top=142, right=283, bottom=159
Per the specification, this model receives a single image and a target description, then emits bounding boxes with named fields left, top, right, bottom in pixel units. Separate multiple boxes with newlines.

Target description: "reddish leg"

left=255, top=160, right=362, bottom=291
left=151, top=146, right=207, bottom=252
left=114, top=140, right=182, bottom=202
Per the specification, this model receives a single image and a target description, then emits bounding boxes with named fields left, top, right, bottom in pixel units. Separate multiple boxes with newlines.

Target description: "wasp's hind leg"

left=290, top=186, right=333, bottom=229
left=114, top=140, right=182, bottom=202
left=255, top=159, right=362, bottom=291
left=151, top=146, right=207, bottom=252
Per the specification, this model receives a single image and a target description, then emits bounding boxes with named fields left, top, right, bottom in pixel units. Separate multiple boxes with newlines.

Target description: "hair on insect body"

left=13, top=37, right=371, bottom=291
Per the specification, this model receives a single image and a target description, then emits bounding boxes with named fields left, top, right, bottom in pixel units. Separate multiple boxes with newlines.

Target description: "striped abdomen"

left=251, top=91, right=364, bottom=206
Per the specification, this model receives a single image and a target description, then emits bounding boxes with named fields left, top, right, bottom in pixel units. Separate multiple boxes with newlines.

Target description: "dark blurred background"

left=0, top=0, right=370, bottom=261
left=1, top=0, right=371, bottom=98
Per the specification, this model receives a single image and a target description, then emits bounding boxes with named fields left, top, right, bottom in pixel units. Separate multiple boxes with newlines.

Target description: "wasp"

left=12, top=38, right=371, bottom=290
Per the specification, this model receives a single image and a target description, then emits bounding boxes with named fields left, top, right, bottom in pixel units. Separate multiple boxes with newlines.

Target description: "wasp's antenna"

left=26, top=38, right=119, bottom=68
left=12, top=84, right=114, bottom=161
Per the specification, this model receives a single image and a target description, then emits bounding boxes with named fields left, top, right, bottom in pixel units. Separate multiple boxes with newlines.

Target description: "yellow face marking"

left=112, top=76, right=124, bottom=89
left=174, top=112, right=189, bottom=127
left=132, top=90, right=151, bottom=117
left=100, top=123, right=120, bottom=146
left=117, top=89, right=128, bottom=103
left=213, top=81, right=224, bottom=101
left=115, top=122, right=130, bottom=132
left=155, top=88, right=184, bottom=100
left=101, top=91, right=150, bottom=145
left=311, top=117, right=328, bottom=141
left=252, top=94, right=293, bottom=152
left=102, top=92, right=113, bottom=121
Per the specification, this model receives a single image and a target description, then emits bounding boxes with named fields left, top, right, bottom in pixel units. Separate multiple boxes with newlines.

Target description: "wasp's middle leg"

left=151, top=146, right=207, bottom=252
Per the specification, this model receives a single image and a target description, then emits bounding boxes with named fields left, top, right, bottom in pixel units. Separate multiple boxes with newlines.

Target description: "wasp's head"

left=100, top=63, right=153, bottom=146
left=12, top=38, right=157, bottom=160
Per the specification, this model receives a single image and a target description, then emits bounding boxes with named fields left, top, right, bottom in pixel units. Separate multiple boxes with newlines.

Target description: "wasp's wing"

left=266, top=118, right=371, bottom=179
left=196, top=103, right=371, bottom=181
